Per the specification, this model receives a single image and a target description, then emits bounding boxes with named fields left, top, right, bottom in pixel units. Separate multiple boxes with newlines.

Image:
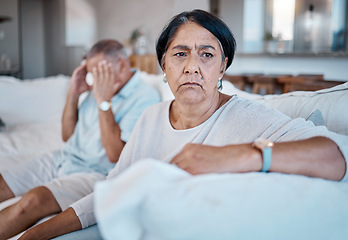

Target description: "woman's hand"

left=170, top=143, right=261, bottom=175
left=92, top=60, right=121, bottom=105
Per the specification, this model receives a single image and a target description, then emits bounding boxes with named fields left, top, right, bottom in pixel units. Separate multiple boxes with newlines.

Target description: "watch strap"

left=253, top=138, right=273, bottom=172
left=261, top=147, right=272, bottom=172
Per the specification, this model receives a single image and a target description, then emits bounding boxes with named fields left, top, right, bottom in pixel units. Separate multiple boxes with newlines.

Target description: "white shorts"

left=1, top=152, right=106, bottom=211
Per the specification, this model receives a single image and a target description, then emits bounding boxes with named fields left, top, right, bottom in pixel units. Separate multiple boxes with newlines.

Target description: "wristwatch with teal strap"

left=252, top=138, right=274, bottom=172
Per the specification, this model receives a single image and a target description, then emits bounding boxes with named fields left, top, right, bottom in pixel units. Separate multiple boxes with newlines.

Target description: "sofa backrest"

left=1, top=72, right=346, bottom=136
left=140, top=72, right=348, bottom=136
left=258, top=82, right=348, bottom=135
left=0, top=75, right=70, bottom=126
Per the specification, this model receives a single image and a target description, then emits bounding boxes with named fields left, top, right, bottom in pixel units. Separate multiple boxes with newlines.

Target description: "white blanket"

left=95, top=159, right=348, bottom=240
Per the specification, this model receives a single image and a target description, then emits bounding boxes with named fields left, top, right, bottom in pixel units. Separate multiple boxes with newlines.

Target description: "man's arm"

left=61, top=91, right=80, bottom=142
left=18, top=207, right=81, bottom=240
left=92, top=60, right=126, bottom=163
left=171, top=137, right=346, bottom=181
left=62, top=63, right=90, bottom=142
left=98, top=109, right=125, bottom=163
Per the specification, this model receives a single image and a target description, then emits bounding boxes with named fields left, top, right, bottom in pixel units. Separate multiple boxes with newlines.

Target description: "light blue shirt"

left=54, top=70, right=161, bottom=175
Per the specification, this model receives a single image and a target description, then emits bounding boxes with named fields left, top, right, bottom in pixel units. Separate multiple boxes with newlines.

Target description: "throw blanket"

left=95, top=159, right=348, bottom=240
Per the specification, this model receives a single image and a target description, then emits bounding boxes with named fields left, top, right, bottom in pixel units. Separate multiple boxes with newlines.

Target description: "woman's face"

left=163, top=22, right=226, bottom=105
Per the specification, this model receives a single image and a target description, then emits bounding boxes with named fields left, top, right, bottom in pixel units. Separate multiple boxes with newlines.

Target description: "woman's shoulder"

left=138, top=100, right=171, bottom=121
left=225, top=94, right=266, bottom=108
left=222, top=94, right=286, bottom=118
left=146, top=100, right=171, bottom=111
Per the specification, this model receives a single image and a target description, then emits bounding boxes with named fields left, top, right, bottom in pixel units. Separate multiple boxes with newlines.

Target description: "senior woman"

left=112, top=9, right=347, bottom=180
left=19, top=9, right=347, bottom=240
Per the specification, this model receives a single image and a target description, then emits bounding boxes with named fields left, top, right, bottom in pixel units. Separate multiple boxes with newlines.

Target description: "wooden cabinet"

left=129, top=54, right=159, bottom=74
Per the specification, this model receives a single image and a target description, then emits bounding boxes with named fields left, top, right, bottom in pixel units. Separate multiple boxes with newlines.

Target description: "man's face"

left=85, top=53, right=121, bottom=87
left=86, top=53, right=118, bottom=74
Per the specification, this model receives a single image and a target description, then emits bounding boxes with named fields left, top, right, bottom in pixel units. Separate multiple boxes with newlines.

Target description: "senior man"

left=0, top=39, right=160, bottom=240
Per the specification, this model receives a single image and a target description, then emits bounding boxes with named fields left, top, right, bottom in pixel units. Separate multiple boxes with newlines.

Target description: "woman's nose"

left=184, top=55, right=199, bottom=74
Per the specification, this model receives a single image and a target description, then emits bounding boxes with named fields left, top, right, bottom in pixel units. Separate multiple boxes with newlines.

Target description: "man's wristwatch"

left=252, top=138, right=274, bottom=172
left=99, top=101, right=112, bottom=111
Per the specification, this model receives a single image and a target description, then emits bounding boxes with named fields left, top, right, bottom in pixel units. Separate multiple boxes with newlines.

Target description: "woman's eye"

left=174, top=52, right=186, bottom=57
left=202, top=53, right=213, bottom=58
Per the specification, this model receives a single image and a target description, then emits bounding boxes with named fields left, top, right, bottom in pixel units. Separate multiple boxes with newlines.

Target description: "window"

left=272, top=0, right=295, bottom=41
left=242, top=0, right=264, bottom=53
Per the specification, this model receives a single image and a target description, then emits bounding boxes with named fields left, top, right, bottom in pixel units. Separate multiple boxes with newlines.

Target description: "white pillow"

left=255, top=82, right=348, bottom=135
left=0, top=75, right=70, bottom=126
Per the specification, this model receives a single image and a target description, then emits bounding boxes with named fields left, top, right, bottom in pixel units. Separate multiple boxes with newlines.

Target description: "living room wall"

left=0, top=0, right=20, bottom=74
left=92, top=0, right=209, bottom=54
left=20, top=0, right=45, bottom=78
left=18, top=0, right=209, bottom=78
left=2, top=0, right=348, bottom=81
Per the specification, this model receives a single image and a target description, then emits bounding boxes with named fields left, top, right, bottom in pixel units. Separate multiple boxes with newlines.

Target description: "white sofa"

left=0, top=72, right=347, bottom=239
left=1, top=73, right=347, bottom=172
left=140, top=71, right=348, bottom=135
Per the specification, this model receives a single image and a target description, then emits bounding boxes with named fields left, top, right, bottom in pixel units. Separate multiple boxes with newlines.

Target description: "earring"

left=217, top=79, right=223, bottom=91
left=163, top=73, right=167, bottom=83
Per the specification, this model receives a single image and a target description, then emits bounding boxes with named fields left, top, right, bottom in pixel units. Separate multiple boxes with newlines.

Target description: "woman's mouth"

left=181, top=82, right=201, bottom=87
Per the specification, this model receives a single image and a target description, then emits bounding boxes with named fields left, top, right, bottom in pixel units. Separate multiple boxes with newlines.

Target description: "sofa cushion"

left=306, top=109, right=325, bottom=126
left=218, top=80, right=348, bottom=135
left=0, top=75, right=70, bottom=126
left=257, top=82, right=348, bottom=135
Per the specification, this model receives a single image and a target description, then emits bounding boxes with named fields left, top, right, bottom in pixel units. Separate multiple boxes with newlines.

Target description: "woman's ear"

left=219, top=57, right=228, bottom=79
left=160, top=53, right=166, bottom=71
left=222, top=57, right=228, bottom=72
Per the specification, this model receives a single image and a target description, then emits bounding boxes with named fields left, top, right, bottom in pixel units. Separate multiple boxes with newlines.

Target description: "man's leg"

left=0, top=186, right=61, bottom=240
left=18, top=171, right=106, bottom=240
left=0, top=174, right=15, bottom=203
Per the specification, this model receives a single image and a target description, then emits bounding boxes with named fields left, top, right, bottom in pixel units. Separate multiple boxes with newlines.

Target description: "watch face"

left=254, top=138, right=274, bottom=149
left=100, top=101, right=111, bottom=111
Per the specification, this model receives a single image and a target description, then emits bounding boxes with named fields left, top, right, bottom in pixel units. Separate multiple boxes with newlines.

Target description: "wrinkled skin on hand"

left=70, top=62, right=91, bottom=96
left=92, top=60, right=121, bottom=105
left=170, top=143, right=260, bottom=175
